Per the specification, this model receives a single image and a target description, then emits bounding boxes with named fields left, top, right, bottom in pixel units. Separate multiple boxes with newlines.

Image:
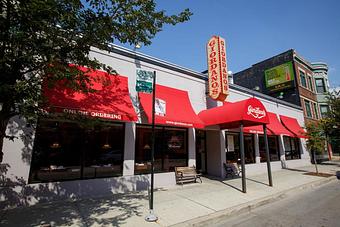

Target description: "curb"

left=171, top=176, right=337, bottom=227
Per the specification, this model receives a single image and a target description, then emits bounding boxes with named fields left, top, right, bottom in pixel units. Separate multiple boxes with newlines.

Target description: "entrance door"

left=195, top=130, right=207, bottom=174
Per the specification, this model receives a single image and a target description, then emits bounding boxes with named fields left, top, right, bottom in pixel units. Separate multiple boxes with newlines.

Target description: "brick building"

left=233, top=49, right=326, bottom=125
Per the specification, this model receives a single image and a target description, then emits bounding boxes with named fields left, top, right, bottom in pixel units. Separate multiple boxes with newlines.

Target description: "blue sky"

left=119, top=0, right=340, bottom=88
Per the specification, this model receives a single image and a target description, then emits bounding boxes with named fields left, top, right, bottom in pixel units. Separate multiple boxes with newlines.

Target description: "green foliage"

left=305, top=122, right=326, bottom=155
left=0, top=0, right=192, bottom=160
left=322, top=90, right=340, bottom=153
left=306, top=90, right=340, bottom=157
left=0, top=0, right=191, bottom=118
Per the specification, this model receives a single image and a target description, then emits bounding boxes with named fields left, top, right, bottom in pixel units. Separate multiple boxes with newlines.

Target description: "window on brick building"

left=299, top=71, right=307, bottom=88
left=313, top=103, right=319, bottom=119
left=307, top=75, right=314, bottom=92
left=304, top=100, right=312, bottom=118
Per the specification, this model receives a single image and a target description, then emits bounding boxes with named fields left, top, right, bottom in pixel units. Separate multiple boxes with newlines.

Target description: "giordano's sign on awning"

left=207, top=36, right=229, bottom=102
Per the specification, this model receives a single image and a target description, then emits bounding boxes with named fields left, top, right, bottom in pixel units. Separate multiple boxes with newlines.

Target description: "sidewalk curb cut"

left=170, top=176, right=336, bottom=227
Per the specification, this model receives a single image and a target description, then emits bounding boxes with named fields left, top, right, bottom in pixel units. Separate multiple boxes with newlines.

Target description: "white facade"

left=0, top=45, right=310, bottom=208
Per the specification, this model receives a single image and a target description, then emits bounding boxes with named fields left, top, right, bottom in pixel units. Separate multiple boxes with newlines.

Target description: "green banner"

left=136, top=69, right=153, bottom=93
left=265, top=62, right=294, bottom=91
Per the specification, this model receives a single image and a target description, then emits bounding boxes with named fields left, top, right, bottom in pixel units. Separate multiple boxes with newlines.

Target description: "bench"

left=223, top=162, right=242, bottom=178
left=175, top=166, right=202, bottom=185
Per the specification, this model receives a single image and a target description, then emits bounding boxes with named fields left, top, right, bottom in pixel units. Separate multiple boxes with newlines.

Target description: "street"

left=211, top=180, right=340, bottom=227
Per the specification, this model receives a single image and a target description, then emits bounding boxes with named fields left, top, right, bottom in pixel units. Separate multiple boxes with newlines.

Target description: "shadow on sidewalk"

left=284, top=168, right=309, bottom=173
left=1, top=160, right=150, bottom=226
left=0, top=192, right=148, bottom=227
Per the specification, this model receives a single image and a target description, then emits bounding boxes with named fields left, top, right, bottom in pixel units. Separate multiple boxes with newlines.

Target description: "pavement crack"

left=176, top=194, right=217, bottom=212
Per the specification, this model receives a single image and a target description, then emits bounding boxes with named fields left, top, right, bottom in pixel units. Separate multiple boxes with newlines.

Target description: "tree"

left=305, top=90, right=340, bottom=170
left=322, top=90, right=340, bottom=156
left=0, top=0, right=192, bottom=163
left=305, top=122, right=326, bottom=173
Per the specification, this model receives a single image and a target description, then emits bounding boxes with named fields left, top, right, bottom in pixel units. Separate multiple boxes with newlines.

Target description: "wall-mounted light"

left=277, top=92, right=284, bottom=99
left=134, top=42, right=142, bottom=50
left=0, top=102, right=3, bottom=111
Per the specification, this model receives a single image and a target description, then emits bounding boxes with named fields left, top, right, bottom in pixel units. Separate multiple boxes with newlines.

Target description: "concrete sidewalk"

left=1, top=163, right=339, bottom=227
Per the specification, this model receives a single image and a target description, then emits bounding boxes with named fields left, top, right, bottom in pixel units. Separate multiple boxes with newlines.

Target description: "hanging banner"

left=207, top=36, right=229, bottom=101
left=264, top=61, right=295, bottom=92
left=155, top=98, right=166, bottom=116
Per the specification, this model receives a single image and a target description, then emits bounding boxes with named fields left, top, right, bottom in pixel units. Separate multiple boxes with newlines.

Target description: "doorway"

left=195, top=130, right=207, bottom=174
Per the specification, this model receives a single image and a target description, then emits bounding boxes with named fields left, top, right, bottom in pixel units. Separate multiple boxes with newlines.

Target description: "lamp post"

left=145, top=71, right=158, bottom=222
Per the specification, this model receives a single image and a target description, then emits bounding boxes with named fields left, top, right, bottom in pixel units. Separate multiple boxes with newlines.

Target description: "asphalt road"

left=212, top=180, right=340, bottom=227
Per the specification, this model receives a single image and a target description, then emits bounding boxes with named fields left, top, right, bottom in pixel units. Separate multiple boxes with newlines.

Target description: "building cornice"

left=96, top=44, right=302, bottom=111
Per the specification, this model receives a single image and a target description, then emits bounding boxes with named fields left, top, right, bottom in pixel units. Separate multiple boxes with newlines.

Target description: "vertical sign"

left=136, top=69, right=153, bottom=93
left=207, top=36, right=229, bottom=101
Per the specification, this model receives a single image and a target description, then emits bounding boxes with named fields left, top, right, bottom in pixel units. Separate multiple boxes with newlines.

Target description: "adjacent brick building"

left=233, top=49, right=326, bottom=126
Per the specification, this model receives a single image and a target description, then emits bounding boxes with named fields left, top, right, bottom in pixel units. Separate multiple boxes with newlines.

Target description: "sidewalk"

left=1, top=163, right=339, bottom=227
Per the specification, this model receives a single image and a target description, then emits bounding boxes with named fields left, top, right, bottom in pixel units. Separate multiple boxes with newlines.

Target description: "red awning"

left=44, top=66, right=138, bottom=122
left=279, top=115, right=307, bottom=138
left=198, top=97, right=269, bottom=129
left=243, top=125, right=269, bottom=135
left=138, top=85, right=205, bottom=128
left=244, top=112, right=295, bottom=137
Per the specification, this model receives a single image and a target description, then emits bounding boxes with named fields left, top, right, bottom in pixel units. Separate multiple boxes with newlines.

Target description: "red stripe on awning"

left=44, top=66, right=138, bottom=122
left=243, top=125, right=269, bottom=135
left=244, top=112, right=295, bottom=137
left=279, top=115, right=307, bottom=138
left=198, top=97, right=269, bottom=129
left=138, top=85, right=205, bottom=128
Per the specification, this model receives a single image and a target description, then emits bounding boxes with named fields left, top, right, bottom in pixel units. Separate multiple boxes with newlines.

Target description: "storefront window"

left=225, top=132, right=255, bottom=164
left=259, top=135, right=280, bottom=162
left=283, top=136, right=301, bottom=160
left=135, top=125, right=187, bottom=174
left=29, top=119, right=124, bottom=183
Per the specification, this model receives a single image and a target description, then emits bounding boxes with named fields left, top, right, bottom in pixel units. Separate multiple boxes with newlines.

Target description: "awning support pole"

left=263, top=124, right=273, bottom=187
left=240, top=123, right=246, bottom=193
left=145, top=71, right=158, bottom=222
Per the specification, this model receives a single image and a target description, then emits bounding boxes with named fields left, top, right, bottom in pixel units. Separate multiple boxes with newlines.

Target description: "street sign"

left=136, top=69, right=153, bottom=93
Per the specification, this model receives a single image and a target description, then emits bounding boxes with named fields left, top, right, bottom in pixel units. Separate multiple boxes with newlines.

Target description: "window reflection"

left=283, top=136, right=301, bottom=160
left=259, top=135, right=280, bottom=162
left=135, top=125, right=187, bottom=174
left=29, top=119, right=124, bottom=183
left=225, top=132, right=255, bottom=164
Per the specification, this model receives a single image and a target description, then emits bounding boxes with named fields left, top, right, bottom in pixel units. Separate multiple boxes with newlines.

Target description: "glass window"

left=225, top=133, right=240, bottom=163
left=315, top=78, right=326, bottom=93
left=29, top=120, right=124, bottom=183
left=312, top=103, right=319, bottom=119
left=304, top=100, right=312, bottom=118
left=283, top=136, right=301, bottom=160
left=225, top=133, right=255, bottom=164
left=135, top=125, right=187, bottom=174
left=307, top=76, right=314, bottom=92
left=259, top=135, right=280, bottom=162
left=299, top=71, right=307, bottom=88
left=320, top=105, right=329, bottom=118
